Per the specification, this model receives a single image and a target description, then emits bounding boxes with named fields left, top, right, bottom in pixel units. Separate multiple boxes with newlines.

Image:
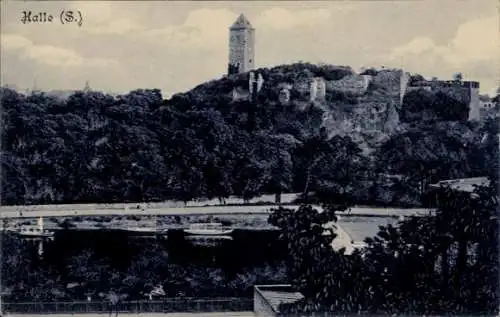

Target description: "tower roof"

left=230, top=14, right=254, bottom=30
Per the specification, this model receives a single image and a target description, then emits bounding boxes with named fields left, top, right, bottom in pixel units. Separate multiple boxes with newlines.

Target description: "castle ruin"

left=310, top=78, right=326, bottom=101
left=226, top=14, right=482, bottom=122
left=405, top=77, right=481, bottom=121
left=228, top=14, right=255, bottom=75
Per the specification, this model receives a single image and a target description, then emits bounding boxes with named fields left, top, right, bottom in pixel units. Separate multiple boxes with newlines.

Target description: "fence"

left=2, top=297, right=253, bottom=314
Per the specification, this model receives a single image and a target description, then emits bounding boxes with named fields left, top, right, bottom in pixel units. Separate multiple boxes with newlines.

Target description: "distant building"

left=429, top=177, right=490, bottom=193
left=228, top=14, right=255, bottom=75
left=404, top=76, right=481, bottom=121
left=232, top=71, right=264, bottom=102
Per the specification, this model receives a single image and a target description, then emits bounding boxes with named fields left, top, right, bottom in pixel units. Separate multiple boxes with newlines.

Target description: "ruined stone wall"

left=371, top=69, right=406, bottom=107
left=403, top=80, right=480, bottom=121
left=327, top=74, right=371, bottom=95
left=399, top=72, right=411, bottom=104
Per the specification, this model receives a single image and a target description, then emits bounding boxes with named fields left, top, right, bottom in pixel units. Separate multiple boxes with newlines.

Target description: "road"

left=0, top=204, right=433, bottom=219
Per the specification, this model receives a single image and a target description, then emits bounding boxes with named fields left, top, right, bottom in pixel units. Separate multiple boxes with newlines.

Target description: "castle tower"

left=228, top=14, right=255, bottom=75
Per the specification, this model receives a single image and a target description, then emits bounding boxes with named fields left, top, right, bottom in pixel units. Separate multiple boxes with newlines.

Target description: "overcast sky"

left=1, top=0, right=498, bottom=97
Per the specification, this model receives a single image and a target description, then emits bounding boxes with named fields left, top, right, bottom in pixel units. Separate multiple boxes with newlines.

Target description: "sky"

left=1, top=0, right=498, bottom=98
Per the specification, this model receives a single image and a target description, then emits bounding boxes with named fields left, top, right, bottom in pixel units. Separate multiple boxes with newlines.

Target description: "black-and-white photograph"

left=0, top=1, right=498, bottom=316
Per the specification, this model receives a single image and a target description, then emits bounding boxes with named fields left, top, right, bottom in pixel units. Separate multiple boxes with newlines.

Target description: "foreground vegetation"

left=271, top=183, right=499, bottom=315
left=1, top=230, right=287, bottom=302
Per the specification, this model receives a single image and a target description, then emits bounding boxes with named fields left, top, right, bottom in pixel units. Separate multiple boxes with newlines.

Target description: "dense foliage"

left=1, top=63, right=496, bottom=206
left=1, top=231, right=288, bottom=301
left=271, top=183, right=499, bottom=315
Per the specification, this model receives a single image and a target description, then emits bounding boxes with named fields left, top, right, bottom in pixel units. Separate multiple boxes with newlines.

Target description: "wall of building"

left=228, top=27, right=255, bottom=74
left=327, top=74, right=371, bottom=95
left=370, top=69, right=407, bottom=110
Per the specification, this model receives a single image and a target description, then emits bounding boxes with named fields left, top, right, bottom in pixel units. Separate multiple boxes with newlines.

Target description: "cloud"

left=255, top=5, right=354, bottom=30
left=1, top=34, right=32, bottom=50
left=2, top=34, right=117, bottom=67
left=68, top=1, right=143, bottom=34
left=449, top=16, right=499, bottom=64
left=142, top=9, right=237, bottom=52
left=140, top=6, right=355, bottom=54
left=389, top=16, right=498, bottom=67
left=86, top=19, right=143, bottom=35
left=385, top=16, right=498, bottom=92
left=255, top=8, right=334, bottom=30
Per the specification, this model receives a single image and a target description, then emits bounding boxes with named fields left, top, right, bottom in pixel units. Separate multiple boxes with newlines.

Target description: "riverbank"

left=0, top=204, right=431, bottom=222
left=2, top=213, right=276, bottom=232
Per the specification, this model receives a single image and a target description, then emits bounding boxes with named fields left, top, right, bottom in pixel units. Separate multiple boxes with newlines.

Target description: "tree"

left=363, top=181, right=499, bottom=314
left=401, top=89, right=468, bottom=122
left=376, top=122, right=474, bottom=199
left=269, top=204, right=367, bottom=314
left=271, top=182, right=498, bottom=315
left=293, top=131, right=331, bottom=199
left=256, top=133, right=295, bottom=204
left=453, top=72, right=463, bottom=82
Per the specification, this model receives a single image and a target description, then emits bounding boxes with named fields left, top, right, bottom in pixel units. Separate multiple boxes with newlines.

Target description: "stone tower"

left=228, top=14, right=255, bottom=75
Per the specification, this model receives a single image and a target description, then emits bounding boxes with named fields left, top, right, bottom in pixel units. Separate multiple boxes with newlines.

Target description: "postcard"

left=1, top=1, right=498, bottom=316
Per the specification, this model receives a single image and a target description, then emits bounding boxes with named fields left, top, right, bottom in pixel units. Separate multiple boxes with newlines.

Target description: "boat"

left=15, top=227, right=55, bottom=238
left=127, top=227, right=158, bottom=233
left=125, top=215, right=160, bottom=235
left=13, top=217, right=54, bottom=238
left=126, top=227, right=159, bottom=235
left=183, top=222, right=233, bottom=236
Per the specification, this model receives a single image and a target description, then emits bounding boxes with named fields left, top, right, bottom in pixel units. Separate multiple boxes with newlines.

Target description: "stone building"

left=310, top=77, right=326, bottom=101
left=228, top=14, right=255, bottom=75
left=405, top=78, right=480, bottom=121
left=249, top=72, right=264, bottom=96
left=231, top=71, right=264, bottom=102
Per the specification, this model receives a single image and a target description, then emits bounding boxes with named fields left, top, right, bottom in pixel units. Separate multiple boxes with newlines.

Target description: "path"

left=0, top=205, right=433, bottom=219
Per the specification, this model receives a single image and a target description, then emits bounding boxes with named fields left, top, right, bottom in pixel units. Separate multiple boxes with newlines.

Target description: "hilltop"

left=167, top=63, right=415, bottom=154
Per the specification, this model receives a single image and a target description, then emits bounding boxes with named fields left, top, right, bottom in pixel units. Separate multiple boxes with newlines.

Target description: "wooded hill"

left=1, top=63, right=497, bottom=206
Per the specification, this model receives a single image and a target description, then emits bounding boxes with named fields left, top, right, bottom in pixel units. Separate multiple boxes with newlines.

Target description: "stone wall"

left=371, top=69, right=406, bottom=108
left=403, top=79, right=481, bottom=121
left=327, top=74, right=372, bottom=95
